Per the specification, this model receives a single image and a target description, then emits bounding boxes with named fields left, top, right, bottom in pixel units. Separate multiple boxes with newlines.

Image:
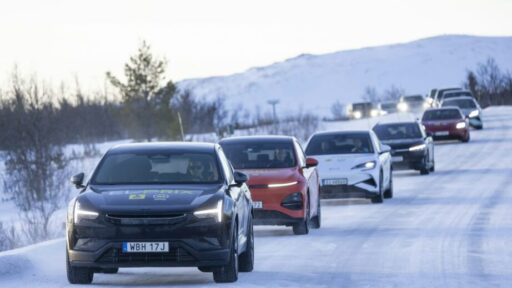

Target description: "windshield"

left=403, top=95, right=424, bottom=102
left=221, top=142, right=297, bottom=169
left=374, top=123, right=422, bottom=140
left=422, top=109, right=463, bottom=121
left=442, top=99, right=477, bottom=109
left=91, top=152, right=222, bottom=185
left=353, top=103, right=372, bottom=110
left=442, top=91, right=472, bottom=100
left=306, top=133, right=374, bottom=155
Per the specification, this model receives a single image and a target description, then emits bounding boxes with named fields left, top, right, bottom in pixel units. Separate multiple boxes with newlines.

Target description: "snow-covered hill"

left=178, top=35, right=512, bottom=116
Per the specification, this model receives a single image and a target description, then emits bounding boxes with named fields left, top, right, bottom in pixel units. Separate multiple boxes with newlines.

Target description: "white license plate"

left=323, top=178, right=348, bottom=186
left=435, top=131, right=449, bottom=136
left=392, top=156, right=403, bottom=162
left=253, top=201, right=263, bottom=209
left=122, top=242, right=169, bottom=253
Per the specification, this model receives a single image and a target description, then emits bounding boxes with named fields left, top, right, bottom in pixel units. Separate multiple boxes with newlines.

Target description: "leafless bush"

left=2, top=75, right=71, bottom=243
left=0, top=222, right=19, bottom=251
left=464, top=57, right=512, bottom=107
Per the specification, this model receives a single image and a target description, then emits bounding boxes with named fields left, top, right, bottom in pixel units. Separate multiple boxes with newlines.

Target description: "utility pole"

left=267, top=99, right=280, bottom=133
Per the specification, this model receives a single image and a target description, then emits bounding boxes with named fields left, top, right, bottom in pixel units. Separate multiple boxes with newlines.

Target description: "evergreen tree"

left=107, top=41, right=177, bottom=141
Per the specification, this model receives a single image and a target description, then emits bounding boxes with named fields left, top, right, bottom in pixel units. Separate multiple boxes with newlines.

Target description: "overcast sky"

left=0, top=0, right=511, bottom=90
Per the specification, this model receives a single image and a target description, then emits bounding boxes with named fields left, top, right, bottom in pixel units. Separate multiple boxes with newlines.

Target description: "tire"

left=371, top=171, right=384, bottom=204
left=238, top=216, right=254, bottom=272
left=102, top=268, right=118, bottom=274
left=420, top=167, right=429, bottom=175
left=461, top=134, right=470, bottom=143
left=66, top=251, right=94, bottom=284
left=213, top=228, right=238, bottom=283
left=430, top=161, right=435, bottom=172
left=383, top=172, right=393, bottom=199
left=292, top=198, right=310, bottom=235
left=310, top=197, right=321, bottom=229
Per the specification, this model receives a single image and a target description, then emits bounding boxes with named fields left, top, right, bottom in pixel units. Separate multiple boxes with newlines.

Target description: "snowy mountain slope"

left=1, top=106, right=511, bottom=287
left=178, top=35, right=512, bottom=116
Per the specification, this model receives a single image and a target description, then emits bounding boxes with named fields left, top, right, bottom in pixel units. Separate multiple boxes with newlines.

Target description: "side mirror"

left=71, top=172, right=85, bottom=189
left=233, top=171, right=249, bottom=187
left=305, top=157, right=318, bottom=168
left=380, top=144, right=392, bottom=154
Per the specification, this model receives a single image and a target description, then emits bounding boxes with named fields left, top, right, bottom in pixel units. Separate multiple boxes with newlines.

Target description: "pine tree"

left=107, top=41, right=177, bottom=141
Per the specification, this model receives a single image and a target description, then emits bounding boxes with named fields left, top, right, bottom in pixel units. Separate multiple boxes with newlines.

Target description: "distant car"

left=422, top=108, right=470, bottom=142
left=380, top=101, right=398, bottom=114
left=66, top=143, right=254, bottom=284
left=219, top=136, right=321, bottom=235
left=373, top=121, right=435, bottom=175
left=350, top=102, right=380, bottom=119
left=441, top=96, right=483, bottom=129
left=305, top=131, right=393, bottom=203
left=433, top=87, right=463, bottom=107
left=397, top=95, right=429, bottom=113
left=439, top=90, right=473, bottom=102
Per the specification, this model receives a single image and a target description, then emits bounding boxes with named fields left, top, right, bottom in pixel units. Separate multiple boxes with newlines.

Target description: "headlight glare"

left=268, top=181, right=298, bottom=188
left=73, top=201, right=99, bottom=224
left=194, top=200, right=223, bottom=222
left=352, top=161, right=376, bottom=170
left=409, top=144, right=426, bottom=151
left=468, top=110, right=479, bottom=118
left=456, top=122, right=467, bottom=129
left=397, top=102, right=408, bottom=112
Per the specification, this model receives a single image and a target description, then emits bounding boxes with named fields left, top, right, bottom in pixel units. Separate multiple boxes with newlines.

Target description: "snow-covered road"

left=1, top=107, right=512, bottom=287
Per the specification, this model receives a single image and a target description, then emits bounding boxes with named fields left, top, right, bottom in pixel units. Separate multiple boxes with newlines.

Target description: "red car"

left=219, top=136, right=321, bottom=235
left=422, top=107, right=470, bottom=142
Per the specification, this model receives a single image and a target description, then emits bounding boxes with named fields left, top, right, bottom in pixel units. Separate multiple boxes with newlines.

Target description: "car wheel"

left=461, top=134, right=470, bottom=143
left=293, top=198, right=310, bottom=235
left=384, top=172, right=393, bottom=199
left=371, top=171, right=384, bottom=204
left=420, top=167, right=429, bottom=175
left=238, top=216, right=254, bottom=272
left=430, top=161, right=435, bottom=172
left=102, top=268, right=119, bottom=274
left=213, top=228, right=238, bottom=283
left=66, top=251, right=94, bottom=284
left=310, top=197, right=321, bottom=229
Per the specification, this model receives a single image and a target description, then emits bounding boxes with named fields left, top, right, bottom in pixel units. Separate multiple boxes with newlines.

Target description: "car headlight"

left=268, top=181, right=298, bottom=188
left=353, top=111, right=362, bottom=119
left=409, top=144, right=426, bottom=151
left=194, top=200, right=223, bottom=222
left=351, top=161, right=376, bottom=170
left=73, top=201, right=99, bottom=224
left=423, top=102, right=430, bottom=109
left=397, top=102, right=408, bottom=112
left=456, top=122, right=467, bottom=129
left=427, top=98, right=434, bottom=104
left=370, top=109, right=379, bottom=117
left=468, top=110, right=479, bottom=118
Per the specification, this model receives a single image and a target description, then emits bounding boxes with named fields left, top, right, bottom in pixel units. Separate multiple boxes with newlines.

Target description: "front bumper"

left=67, top=215, right=231, bottom=269
left=68, top=239, right=229, bottom=269
left=390, top=150, right=426, bottom=170
left=249, top=183, right=306, bottom=225
left=319, top=172, right=378, bottom=199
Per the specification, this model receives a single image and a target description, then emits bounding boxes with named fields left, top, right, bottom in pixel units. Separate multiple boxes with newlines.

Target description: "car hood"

left=239, top=168, right=298, bottom=185
left=309, top=154, right=376, bottom=175
left=77, top=184, right=224, bottom=213
left=380, top=138, right=425, bottom=150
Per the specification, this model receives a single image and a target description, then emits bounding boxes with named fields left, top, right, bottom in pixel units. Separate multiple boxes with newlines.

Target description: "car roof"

left=219, top=135, right=296, bottom=144
left=374, top=121, right=419, bottom=127
left=108, top=142, right=217, bottom=154
left=425, top=107, right=463, bottom=112
left=311, top=130, right=371, bottom=137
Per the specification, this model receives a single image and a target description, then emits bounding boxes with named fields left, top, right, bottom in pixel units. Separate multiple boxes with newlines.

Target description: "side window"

left=217, top=147, right=234, bottom=183
left=294, top=141, right=306, bottom=167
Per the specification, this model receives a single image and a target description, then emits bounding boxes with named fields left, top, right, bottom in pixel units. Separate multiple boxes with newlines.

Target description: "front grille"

left=320, top=185, right=370, bottom=199
left=105, top=214, right=187, bottom=225
left=97, top=247, right=196, bottom=264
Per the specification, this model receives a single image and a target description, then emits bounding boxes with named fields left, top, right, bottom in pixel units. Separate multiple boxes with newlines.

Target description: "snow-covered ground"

left=1, top=106, right=511, bottom=287
left=178, top=35, right=512, bottom=116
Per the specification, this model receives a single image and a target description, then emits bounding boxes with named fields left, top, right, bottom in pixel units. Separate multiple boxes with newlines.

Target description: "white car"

left=305, top=130, right=393, bottom=203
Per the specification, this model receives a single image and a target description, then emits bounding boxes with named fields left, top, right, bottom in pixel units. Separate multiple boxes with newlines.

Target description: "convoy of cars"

left=65, top=86, right=483, bottom=284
